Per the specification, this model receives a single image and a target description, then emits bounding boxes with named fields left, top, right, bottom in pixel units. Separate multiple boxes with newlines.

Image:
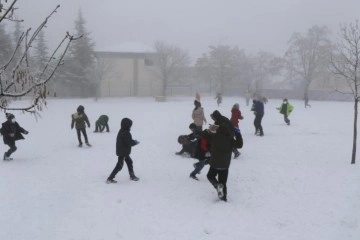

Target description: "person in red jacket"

left=230, top=103, right=243, bottom=158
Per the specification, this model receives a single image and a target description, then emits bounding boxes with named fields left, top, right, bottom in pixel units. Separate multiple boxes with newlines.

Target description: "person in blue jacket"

left=251, top=99, right=264, bottom=136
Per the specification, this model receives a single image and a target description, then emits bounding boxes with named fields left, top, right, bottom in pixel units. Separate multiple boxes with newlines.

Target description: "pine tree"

left=13, top=21, right=23, bottom=56
left=33, top=30, right=49, bottom=70
left=67, top=9, right=95, bottom=83
left=0, top=23, right=13, bottom=67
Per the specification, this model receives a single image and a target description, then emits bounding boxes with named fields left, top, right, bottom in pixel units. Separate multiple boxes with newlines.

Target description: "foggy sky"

left=14, top=0, right=360, bottom=62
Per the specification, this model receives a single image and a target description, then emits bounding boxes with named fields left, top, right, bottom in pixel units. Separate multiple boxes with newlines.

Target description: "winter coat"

left=278, top=103, right=294, bottom=116
left=211, top=110, right=235, bottom=138
left=210, top=124, right=233, bottom=169
left=71, top=112, right=90, bottom=130
left=192, top=107, right=206, bottom=127
left=1, top=120, right=27, bottom=145
left=116, top=118, right=137, bottom=157
left=251, top=100, right=264, bottom=116
left=230, top=107, right=243, bottom=128
left=96, top=115, right=109, bottom=126
left=193, top=130, right=212, bottom=161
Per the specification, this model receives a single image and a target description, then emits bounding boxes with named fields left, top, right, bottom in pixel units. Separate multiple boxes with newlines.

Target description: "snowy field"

left=0, top=96, right=359, bottom=240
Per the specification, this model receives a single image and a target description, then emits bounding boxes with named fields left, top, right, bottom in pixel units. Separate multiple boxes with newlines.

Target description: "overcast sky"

left=13, top=0, right=360, bottom=61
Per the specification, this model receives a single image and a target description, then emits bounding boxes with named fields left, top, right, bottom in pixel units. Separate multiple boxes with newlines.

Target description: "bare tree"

left=90, top=55, right=115, bottom=101
left=330, top=20, right=360, bottom=164
left=285, top=25, right=332, bottom=107
left=153, top=41, right=190, bottom=98
left=248, top=51, right=283, bottom=95
left=0, top=0, right=79, bottom=115
left=195, top=45, right=245, bottom=94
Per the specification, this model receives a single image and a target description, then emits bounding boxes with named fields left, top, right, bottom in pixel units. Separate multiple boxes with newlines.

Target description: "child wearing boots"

left=106, top=118, right=140, bottom=183
left=94, top=115, right=110, bottom=132
left=206, top=123, right=233, bottom=202
left=277, top=98, right=294, bottom=125
left=230, top=103, right=243, bottom=158
left=189, top=126, right=215, bottom=180
left=71, top=105, right=91, bottom=147
left=0, top=113, right=29, bottom=161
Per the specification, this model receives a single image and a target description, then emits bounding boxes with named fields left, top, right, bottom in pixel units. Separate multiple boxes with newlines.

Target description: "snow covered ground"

left=0, top=96, right=359, bottom=240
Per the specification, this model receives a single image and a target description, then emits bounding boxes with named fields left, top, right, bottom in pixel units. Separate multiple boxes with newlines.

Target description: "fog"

left=13, top=0, right=360, bottom=61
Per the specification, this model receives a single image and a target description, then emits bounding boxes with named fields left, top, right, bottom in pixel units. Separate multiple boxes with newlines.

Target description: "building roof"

left=96, top=42, right=155, bottom=53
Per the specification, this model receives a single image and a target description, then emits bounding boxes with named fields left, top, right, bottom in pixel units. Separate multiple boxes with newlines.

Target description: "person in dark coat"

left=206, top=123, right=233, bottom=202
left=214, top=93, right=222, bottom=106
left=176, top=123, right=199, bottom=157
left=210, top=110, right=234, bottom=139
left=94, top=115, right=109, bottom=132
left=189, top=128, right=213, bottom=180
left=106, top=118, right=140, bottom=183
left=0, top=113, right=29, bottom=160
left=251, top=99, right=264, bottom=136
left=71, top=105, right=91, bottom=147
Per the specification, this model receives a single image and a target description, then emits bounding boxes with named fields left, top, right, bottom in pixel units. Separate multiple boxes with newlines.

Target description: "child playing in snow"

left=106, top=117, right=140, bottom=183
left=1, top=113, right=29, bottom=161
left=94, top=115, right=110, bottom=132
left=71, top=105, right=91, bottom=147
left=230, top=103, right=243, bottom=158
left=189, top=125, right=217, bottom=180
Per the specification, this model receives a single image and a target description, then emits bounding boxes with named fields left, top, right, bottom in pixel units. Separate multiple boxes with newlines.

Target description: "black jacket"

left=210, top=124, right=233, bottom=169
left=1, top=120, right=27, bottom=145
left=116, top=118, right=137, bottom=156
left=211, top=110, right=235, bottom=138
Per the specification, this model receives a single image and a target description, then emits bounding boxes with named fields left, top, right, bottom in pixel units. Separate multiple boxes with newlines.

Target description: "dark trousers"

left=5, top=142, right=17, bottom=157
left=108, top=155, right=135, bottom=179
left=207, top=167, right=229, bottom=200
left=76, top=128, right=88, bottom=144
left=254, top=114, right=264, bottom=134
left=191, top=158, right=210, bottom=175
left=95, top=123, right=109, bottom=132
left=283, top=114, right=290, bottom=124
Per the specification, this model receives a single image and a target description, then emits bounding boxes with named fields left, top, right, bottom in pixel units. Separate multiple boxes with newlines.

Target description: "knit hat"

left=6, top=113, right=15, bottom=120
left=189, top=123, right=197, bottom=130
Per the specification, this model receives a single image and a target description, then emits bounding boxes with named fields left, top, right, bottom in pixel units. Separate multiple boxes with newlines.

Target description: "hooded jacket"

left=211, top=110, right=235, bottom=138
left=71, top=106, right=90, bottom=130
left=210, top=124, right=233, bottom=169
left=116, top=118, right=137, bottom=156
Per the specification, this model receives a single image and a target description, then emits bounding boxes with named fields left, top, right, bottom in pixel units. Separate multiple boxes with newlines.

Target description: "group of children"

left=176, top=95, right=294, bottom=201
left=0, top=96, right=294, bottom=202
left=175, top=97, right=245, bottom=201
left=69, top=105, right=140, bottom=182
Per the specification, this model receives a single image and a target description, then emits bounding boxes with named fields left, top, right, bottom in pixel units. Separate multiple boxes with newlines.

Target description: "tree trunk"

left=162, top=77, right=167, bottom=98
left=303, top=81, right=310, bottom=107
left=351, top=99, right=358, bottom=164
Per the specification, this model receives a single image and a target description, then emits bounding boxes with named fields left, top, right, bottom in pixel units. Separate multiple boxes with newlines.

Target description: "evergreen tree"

left=33, top=30, right=49, bottom=70
left=0, top=23, right=13, bottom=67
left=66, top=9, right=95, bottom=84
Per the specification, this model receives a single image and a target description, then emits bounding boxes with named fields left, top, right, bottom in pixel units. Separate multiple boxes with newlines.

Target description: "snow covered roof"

left=96, top=42, right=155, bottom=53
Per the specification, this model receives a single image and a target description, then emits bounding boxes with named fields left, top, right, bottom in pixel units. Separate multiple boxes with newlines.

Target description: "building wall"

left=96, top=52, right=162, bottom=97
